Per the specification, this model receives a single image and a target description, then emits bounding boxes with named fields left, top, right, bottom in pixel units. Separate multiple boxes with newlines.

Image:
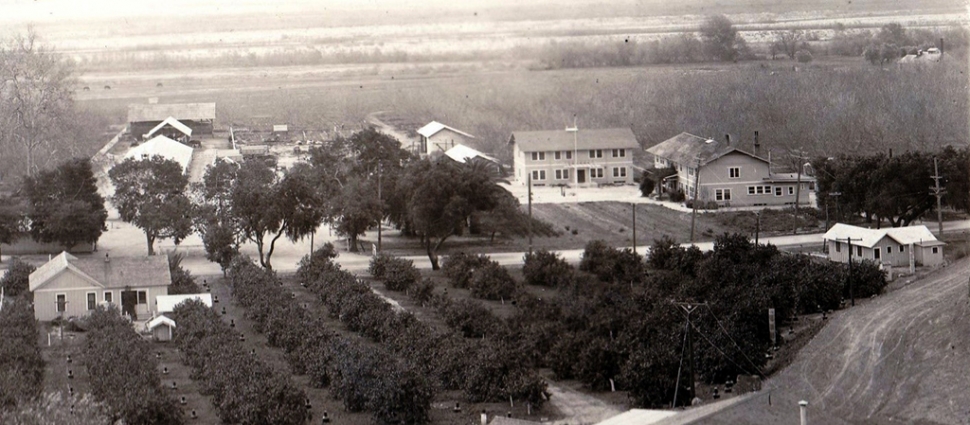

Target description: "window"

left=56, top=294, right=66, bottom=313
left=531, top=152, right=546, bottom=161
left=932, top=247, right=939, bottom=254
left=728, top=167, right=740, bottom=178
left=900, top=245, right=905, bottom=252
left=104, top=291, right=113, bottom=304
left=887, top=246, right=892, bottom=254
left=788, top=186, right=795, bottom=195
left=613, top=167, right=627, bottom=178
left=774, top=187, right=782, bottom=196
left=137, top=291, right=148, bottom=305
left=87, top=292, right=96, bottom=310
left=857, top=246, right=862, bottom=257
left=531, top=170, right=546, bottom=180
left=554, top=151, right=561, bottom=160
left=565, top=151, right=572, bottom=160
left=611, top=149, right=626, bottom=158
left=590, top=168, right=603, bottom=178
left=750, top=185, right=772, bottom=195
left=688, top=167, right=695, bottom=176
left=748, top=186, right=756, bottom=195
left=835, top=241, right=841, bottom=252
left=715, top=189, right=732, bottom=201
left=874, top=248, right=881, bottom=260
left=555, top=169, right=570, bottom=180
left=588, top=149, right=602, bottom=158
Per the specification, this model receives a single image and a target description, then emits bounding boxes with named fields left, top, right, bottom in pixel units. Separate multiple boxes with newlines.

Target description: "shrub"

left=469, top=261, right=518, bottom=300
left=410, top=278, right=436, bottom=304
left=669, top=188, right=686, bottom=202
left=0, top=297, right=44, bottom=409
left=296, top=243, right=340, bottom=284
left=368, top=252, right=394, bottom=279
left=639, top=178, right=655, bottom=197
left=441, top=252, right=491, bottom=289
left=522, top=250, right=574, bottom=287
left=580, top=240, right=645, bottom=284
left=0, top=259, right=35, bottom=299
left=381, top=256, right=421, bottom=292
left=847, top=259, right=888, bottom=299
left=796, top=49, right=813, bottom=63
left=167, top=252, right=200, bottom=295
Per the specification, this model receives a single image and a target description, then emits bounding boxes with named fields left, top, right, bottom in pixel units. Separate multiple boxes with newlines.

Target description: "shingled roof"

left=128, top=103, right=216, bottom=123
left=823, top=223, right=943, bottom=249
left=510, top=127, right=639, bottom=152
left=29, top=252, right=171, bottom=291
left=646, top=132, right=765, bottom=166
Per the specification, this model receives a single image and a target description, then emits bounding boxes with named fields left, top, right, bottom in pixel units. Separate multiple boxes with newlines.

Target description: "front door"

left=121, top=290, right=137, bottom=320
left=577, top=169, right=586, bottom=184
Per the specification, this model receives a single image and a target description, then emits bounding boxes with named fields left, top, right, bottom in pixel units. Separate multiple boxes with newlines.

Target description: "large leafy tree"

left=109, top=156, right=193, bottom=255
left=23, top=158, right=107, bottom=251
left=193, top=158, right=241, bottom=274
left=699, top=15, right=747, bottom=62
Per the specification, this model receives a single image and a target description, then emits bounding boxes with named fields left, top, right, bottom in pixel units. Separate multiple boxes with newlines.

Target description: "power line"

left=688, top=320, right=759, bottom=378
left=672, top=320, right=689, bottom=408
left=703, top=305, right=766, bottom=379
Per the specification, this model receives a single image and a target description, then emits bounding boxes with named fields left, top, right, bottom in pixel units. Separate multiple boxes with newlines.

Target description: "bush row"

left=172, top=300, right=308, bottom=425
left=304, top=248, right=549, bottom=408
left=442, top=252, right=518, bottom=300
left=522, top=250, right=574, bottom=287
left=83, top=307, right=183, bottom=425
left=233, top=253, right=433, bottom=424
left=579, top=241, right=646, bottom=284
left=0, top=297, right=44, bottom=410
left=368, top=253, right=421, bottom=291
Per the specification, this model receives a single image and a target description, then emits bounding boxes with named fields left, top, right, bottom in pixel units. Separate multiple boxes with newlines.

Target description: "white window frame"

left=554, top=151, right=561, bottom=160
left=728, top=167, right=740, bottom=179
left=887, top=246, right=892, bottom=254
left=588, top=149, right=603, bottom=159
left=56, top=293, right=67, bottom=313
left=788, top=186, right=795, bottom=195
left=86, top=292, right=97, bottom=311
left=564, top=151, right=572, bottom=160
left=715, top=188, right=732, bottom=201
left=611, top=149, right=626, bottom=158
left=874, top=248, right=881, bottom=260
left=531, top=152, right=546, bottom=161
left=774, top=187, right=783, bottom=196
left=748, top=186, right=756, bottom=195
left=932, top=247, right=939, bottom=254
left=104, top=291, right=113, bottom=304
left=835, top=241, right=841, bottom=252
left=137, top=290, right=148, bottom=305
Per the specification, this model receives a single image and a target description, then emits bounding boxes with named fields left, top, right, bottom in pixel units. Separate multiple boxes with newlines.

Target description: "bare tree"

left=0, top=29, right=77, bottom=177
left=773, top=30, right=803, bottom=60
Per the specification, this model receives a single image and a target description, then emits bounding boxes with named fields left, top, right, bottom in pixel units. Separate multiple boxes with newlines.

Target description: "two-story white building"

left=646, top=132, right=814, bottom=207
left=508, top=127, right=639, bottom=187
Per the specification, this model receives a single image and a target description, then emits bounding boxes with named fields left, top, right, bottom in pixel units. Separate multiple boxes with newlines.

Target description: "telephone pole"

left=930, top=157, right=945, bottom=238
left=632, top=203, right=637, bottom=254
left=846, top=237, right=860, bottom=306
left=790, top=150, right=809, bottom=235
left=527, top=172, right=533, bottom=254
left=689, top=157, right=701, bottom=242
left=673, top=301, right=707, bottom=405
left=377, top=161, right=383, bottom=252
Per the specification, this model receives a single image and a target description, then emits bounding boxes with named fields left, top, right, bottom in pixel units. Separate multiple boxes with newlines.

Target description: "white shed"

left=146, top=315, right=176, bottom=341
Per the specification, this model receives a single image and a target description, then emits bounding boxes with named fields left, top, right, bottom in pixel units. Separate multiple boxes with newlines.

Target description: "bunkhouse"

left=29, top=252, right=172, bottom=321
left=509, top=127, right=638, bottom=187
left=128, top=102, right=216, bottom=139
left=822, top=223, right=945, bottom=268
left=646, top=132, right=814, bottom=207
left=417, top=121, right=476, bottom=156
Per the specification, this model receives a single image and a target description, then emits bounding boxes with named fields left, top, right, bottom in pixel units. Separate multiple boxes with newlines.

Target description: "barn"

left=128, top=103, right=216, bottom=139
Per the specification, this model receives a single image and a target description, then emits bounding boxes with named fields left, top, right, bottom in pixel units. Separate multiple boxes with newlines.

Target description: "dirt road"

left=765, top=258, right=970, bottom=424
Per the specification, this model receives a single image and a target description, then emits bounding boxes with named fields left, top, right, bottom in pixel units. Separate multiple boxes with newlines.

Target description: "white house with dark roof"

left=823, top=223, right=944, bottom=268
left=128, top=102, right=215, bottom=137
left=509, top=127, right=639, bottom=187
left=417, top=121, right=475, bottom=156
left=28, top=252, right=172, bottom=321
left=646, top=132, right=814, bottom=207
left=123, top=135, right=194, bottom=173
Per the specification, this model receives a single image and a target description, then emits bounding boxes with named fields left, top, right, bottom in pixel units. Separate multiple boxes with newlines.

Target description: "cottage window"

left=774, top=187, right=782, bottom=196
left=589, top=149, right=603, bottom=159
left=748, top=186, right=756, bottom=195
left=531, top=170, right=546, bottom=181
left=554, top=151, right=561, bottom=160
left=137, top=291, right=148, bottom=305
left=715, top=189, right=732, bottom=201
left=590, top=168, right=603, bottom=178
left=835, top=241, right=841, bottom=252
left=899, top=245, right=905, bottom=252
left=87, top=292, right=96, bottom=310
left=932, top=247, right=939, bottom=254
left=729, top=167, right=740, bottom=178
left=788, top=186, right=795, bottom=195
left=857, top=246, right=862, bottom=257
left=612, top=149, right=626, bottom=158
left=565, top=151, right=573, bottom=159
left=555, top=169, right=570, bottom=180
left=56, top=294, right=66, bottom=313
left=887, top=246, right=892, bottom=254
left=613, top=167, right=627, bottom=177
left=104, top=291, right=113, bottom=304
left=874, top=248, right=881, bottom=260
left=530, top=152, right=546, bottom=161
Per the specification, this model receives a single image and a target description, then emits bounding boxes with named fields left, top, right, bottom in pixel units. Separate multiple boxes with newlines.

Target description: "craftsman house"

left=822, top=223, right=944, bottom=268
left=509, top=127, right=638, bottom=187
left=28, top=252, right=172, bottom=321
left=417, top=121, right=475, bottom=156
left=646, top=132, right=814, bottom=207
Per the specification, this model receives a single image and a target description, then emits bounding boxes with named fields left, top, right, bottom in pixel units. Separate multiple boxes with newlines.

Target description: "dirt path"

left=546, top=382, right=623, bottom=425
left=764, top=258, right=970, bottom=424
left=365, top=111, right=418, bottom=152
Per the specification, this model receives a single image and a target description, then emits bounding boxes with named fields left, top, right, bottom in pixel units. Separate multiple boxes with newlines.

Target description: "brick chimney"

left=754, top=131, right=761, bottom=157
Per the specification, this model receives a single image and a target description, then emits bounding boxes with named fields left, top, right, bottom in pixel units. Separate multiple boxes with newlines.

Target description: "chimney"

left=754, top=131, right=760, bottom=156
left=799, top=400, right=809, bottom=425
left=725, top=134, right=731, bottom=146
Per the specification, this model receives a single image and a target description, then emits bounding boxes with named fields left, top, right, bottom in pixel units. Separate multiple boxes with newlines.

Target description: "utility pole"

left=632, top=203, right=637, bottom=254
left=930, top=157, right=945, bottom=238
left=689, top=157, right=701, bottom=243
left=674, top=302, right=706, bottom=405
left=790, top=150, right=809, bottom=235
left=755, top=211, right=761, bottom=245
left=377, top=161, right=383, bottom=252
left=846, top=237, right=860, bottom=306
left=527, top=172, right=533, bottom=254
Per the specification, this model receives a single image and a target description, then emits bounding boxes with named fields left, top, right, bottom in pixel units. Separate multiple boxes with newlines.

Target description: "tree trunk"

left=264, top=228, right=286, bottom=270
left=426, top=239, right=440, bottom=271
left=146, top=233, right=156, bottom=256
left=255, top=237, right=266, bottom=268
left=348, top=234, right=359, bottom=253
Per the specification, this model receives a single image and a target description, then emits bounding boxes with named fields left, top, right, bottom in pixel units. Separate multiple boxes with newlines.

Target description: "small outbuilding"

left=146, top=315, right=176, bottom=341
left=418, top=121, right=475, bottom=156
left=823, top=223, right=945, bottom=268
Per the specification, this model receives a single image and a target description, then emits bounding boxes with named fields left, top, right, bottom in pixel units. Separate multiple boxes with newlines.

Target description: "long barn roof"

left=128, top=103, right=216, bottom=123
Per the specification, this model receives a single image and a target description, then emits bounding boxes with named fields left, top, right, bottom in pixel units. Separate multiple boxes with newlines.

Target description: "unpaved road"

left=546, top=383, right=623, bottom=425
left=766, top=258, right=970, bottom=424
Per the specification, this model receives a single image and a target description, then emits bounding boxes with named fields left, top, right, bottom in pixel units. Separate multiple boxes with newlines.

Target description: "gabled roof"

left=157, top=294, right=213, bottom=314
left=417, top=121, right=475, bottom=139
left=823, top=223, right=941, bottom=249
left=146, top=117, right=193, bottom=138
left=510, top=127, right=639, bottom=152
left=128, top=103, right=216, bottom=123
left=646, top=132, right=768, bottom=167
left=444, top=144, right=500, bottom=164
left=124, top=135, right=194, bottom=172
left=29, top=252, right=171, bottom=291
left=147, top=315, right=176, bottom=330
